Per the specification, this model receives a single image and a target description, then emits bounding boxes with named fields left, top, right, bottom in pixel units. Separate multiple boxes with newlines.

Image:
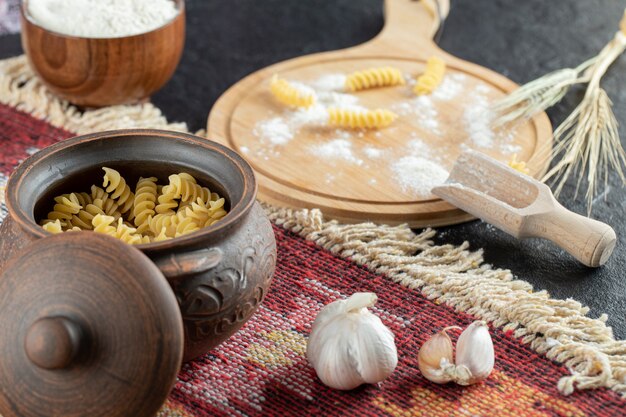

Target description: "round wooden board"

left=208, top=0, right=553, bottom=227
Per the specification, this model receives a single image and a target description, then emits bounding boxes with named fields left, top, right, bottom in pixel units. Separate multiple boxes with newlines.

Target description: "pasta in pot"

left=102, top=167, right=135, bottom=216
left=39, top=168, right=229, bottom=244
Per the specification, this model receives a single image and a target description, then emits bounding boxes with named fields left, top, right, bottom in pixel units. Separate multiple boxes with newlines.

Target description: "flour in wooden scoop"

left=26, top=0, right=179, bottom=38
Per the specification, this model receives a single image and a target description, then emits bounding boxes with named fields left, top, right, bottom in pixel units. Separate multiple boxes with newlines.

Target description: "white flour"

left=254, top=117, right=293, bottom=145
left=27, top=0, right=179, bottom=38
left=363, top=146, right=384, bottom=159
left=310, top=138, right=363, bottom=166
left=393, top=95, right=440, bottom=134
left=391, top=156, right=449, bottom=197
left=464, top=88, right=495, bottom=148
left=311, top=74, right=347, bottom=92
left=432, top=74, right=466, bottom=101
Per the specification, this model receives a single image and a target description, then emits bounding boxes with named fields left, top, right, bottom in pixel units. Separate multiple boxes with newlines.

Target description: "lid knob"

left=24, top=317, right=82, bottom=370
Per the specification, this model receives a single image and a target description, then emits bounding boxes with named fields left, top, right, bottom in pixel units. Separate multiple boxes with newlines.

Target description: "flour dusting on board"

left=392, top=95, right=440, bottom=135
left=432, top=74, right=466, bottom=101
left=464, top=88, right=495, bottom=148
left=312, top=74, right=347, bottom=91
left=310, top=138, right=363, bottom=166
left=392, top=156, right=449, bottom=197
left=254, top=117, right=293, bottom=145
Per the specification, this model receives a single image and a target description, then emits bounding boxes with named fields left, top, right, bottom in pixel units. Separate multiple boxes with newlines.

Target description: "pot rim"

left=6, top=129, right=258, bottom=251
left=20, top=0, right=185, bottom=41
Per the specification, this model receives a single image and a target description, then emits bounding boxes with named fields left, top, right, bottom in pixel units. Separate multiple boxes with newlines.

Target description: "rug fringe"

left=265, top=205, right=626, bottom=397
left=0, top=55, right=188, bottom=134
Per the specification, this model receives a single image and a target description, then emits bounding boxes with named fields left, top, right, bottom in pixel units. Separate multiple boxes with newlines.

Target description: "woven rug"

left=1, top=55, right=626, bottom=416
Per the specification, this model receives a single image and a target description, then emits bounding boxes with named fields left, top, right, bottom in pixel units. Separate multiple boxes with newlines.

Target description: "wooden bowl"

left=0, top=130, right=277, bottom=361
left=20, top=0, right=185, bottom=107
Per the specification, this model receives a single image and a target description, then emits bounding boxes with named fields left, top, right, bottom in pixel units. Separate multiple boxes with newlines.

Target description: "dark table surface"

left=1, top=0, right=625, bottom=338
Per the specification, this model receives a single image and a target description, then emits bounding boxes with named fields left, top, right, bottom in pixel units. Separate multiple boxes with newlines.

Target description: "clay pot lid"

left=0, top=232, right=184, bottom=417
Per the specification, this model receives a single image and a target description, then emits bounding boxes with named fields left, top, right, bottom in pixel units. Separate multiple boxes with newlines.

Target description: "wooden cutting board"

left=207, top=0, right=553, bottom=227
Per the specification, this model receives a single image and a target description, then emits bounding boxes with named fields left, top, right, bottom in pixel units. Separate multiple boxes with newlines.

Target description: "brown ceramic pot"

left=0, top=129, right=277, bottom=362
left=20, top=0, right=185, bottom=107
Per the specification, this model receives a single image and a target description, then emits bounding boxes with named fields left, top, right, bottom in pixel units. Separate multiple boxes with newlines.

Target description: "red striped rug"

left=1, top=101, right=625, bottom=416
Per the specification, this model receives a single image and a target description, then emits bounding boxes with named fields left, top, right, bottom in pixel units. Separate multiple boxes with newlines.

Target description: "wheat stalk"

left=491, top=58, right=596, bottom=127
left=542, top=29, right=626, bottom=213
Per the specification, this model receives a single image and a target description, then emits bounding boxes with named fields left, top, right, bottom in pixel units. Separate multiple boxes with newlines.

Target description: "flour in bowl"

left=26, top=0, right=179, bottom=38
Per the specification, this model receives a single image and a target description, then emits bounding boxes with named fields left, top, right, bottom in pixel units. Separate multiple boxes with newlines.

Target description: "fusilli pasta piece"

left=91, top=214, right=117, bottom=236
left=155, top=185, right=179, bottom=215
left=114, top=219, right=149, bottom=245
left=153, top=227, right=170, bottom=242
left=174, top=216, right=200, bottom=237
left=61, top=192, right=92, bottom=208
left=102, top=167, right=135, bottom=216
left=186, top=197, right=228, bottom=228
left=270, top=75, right=316, bottom=108
left=43, top=193, right=82, bottom=227
left=414, top=56, right=446, bottom=96
left=149, top=213, right=178, bottom=237
left=345, top=67, right=405, bottom=92
left=133, top=176, right=158, bottom=234
left=90, top=186, right=122, bottom=219
left=42, top=219, right=64, bottom=234
left=168, top=173, right=211, bottom=205
left=327, top=108, right=398, bottom=129
left=508, top=154, right=530, bottom=175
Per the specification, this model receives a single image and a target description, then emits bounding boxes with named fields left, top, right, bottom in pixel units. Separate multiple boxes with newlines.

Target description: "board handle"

left=364, top=0, right=450, bottom=52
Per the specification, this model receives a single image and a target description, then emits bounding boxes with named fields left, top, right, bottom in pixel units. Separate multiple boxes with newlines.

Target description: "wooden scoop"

left=432, top=150, right=616, bottom=267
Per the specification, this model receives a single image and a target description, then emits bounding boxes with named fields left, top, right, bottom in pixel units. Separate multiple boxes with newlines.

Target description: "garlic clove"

left=454, top=321, right=494, bottom=385
left=352, top=311, right=398, bottom=384
left=418, top=327, right=457, bottom=384
left=306, top=292, right=398, bottom=390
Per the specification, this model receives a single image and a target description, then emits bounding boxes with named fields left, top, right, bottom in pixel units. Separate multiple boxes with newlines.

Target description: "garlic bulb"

left=418, top=321, right=494, bottom=385
left=306, top=292, right=398, bottom=390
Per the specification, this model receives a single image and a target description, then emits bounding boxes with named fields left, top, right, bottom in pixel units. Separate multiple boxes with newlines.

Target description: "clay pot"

left=0, top=129, right=277, bottom=362
left=20, top=0, right=185, bottom=107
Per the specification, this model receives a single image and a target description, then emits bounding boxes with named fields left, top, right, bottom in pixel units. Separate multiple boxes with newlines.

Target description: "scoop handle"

left=523, top=203, right=617, bottom=267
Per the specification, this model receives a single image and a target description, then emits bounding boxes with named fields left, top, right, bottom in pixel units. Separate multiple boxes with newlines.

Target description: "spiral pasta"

left=42, top=193, right=82, bottom=227
left=102, top=167, right=135, bottom=216
left=345, top=66, right=405, bottom=92
left=91, top=214, right=117, bottom=236
left=39, top=169, right=229, bottom=243
left=155, top=184, right=179, bottom=215
left=90, top=186, right=122, bottom=219
left=42, top=219, right=64, bottom=234
left=62, top=192, right=92, bottom=208
left=149, top=212, right=178, bottom=237
left=133, top=177, right=158, bottom=234
left=168, top=173, right=211, bottom=205
left=327, top=108, right=398, bottom=129
left=508, top=154, right=530, bottom=175
left=270, top=75, right=317, bottom=108
left=414, top=56, right=446, bottom=96
left=186, top=197, right=228, bottom=228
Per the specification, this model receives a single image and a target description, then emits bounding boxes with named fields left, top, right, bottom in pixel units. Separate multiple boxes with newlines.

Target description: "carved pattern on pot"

left=175, top=236, right=276, bottom=341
